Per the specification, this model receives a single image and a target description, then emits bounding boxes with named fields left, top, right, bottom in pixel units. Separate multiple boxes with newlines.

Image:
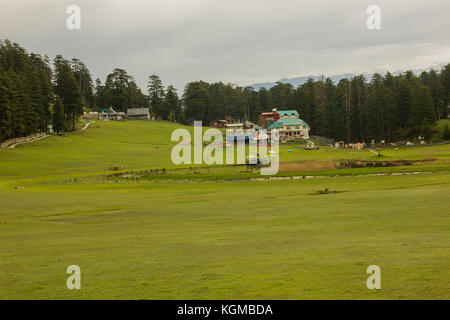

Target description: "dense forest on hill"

left=183, top=70, right=449, bottom=143
left=0, top=39, right=449, bottom=143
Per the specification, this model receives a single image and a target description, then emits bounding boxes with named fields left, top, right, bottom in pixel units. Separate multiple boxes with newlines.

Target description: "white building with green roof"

left=268, top=109, right=310, bottom=140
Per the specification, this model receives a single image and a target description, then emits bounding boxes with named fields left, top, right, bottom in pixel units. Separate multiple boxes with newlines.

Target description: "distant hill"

left=249, top=63, right=448, bottom=90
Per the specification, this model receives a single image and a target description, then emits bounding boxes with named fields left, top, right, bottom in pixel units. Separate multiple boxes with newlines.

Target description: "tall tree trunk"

left=345, top=81, right=351, bottom=143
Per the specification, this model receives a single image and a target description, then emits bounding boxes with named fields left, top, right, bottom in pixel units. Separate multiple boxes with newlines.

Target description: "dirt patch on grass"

left=422, top=153, right=438, bottom=161
left=279, top=159, right=336, bottom=172
left=310, top=188, right=347, bottom=195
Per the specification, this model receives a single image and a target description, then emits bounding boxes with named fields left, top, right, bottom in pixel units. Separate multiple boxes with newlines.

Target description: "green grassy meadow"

left=0, top=120, right=449, bottom=299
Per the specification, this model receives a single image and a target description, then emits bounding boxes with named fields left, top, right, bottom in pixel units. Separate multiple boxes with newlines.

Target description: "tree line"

left=182, top=68, right=449, bottom=143
left=0, top=39, right=88, bottom=139
left=0, top=40, right=149, bottom=141
left=0, top=39, right=449, bottom=143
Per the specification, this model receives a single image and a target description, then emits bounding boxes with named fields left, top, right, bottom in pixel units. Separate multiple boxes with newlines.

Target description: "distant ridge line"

left=248, top=62, right=448, bottom=90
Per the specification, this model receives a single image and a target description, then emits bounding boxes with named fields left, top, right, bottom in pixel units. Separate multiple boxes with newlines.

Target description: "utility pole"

left=245, top=88, right=250, bottom=121
left=224, top=91, right=228, bottom=119
left=345, top=80, right=351, bottom=144
left=357, top=77, right=363, bottom=142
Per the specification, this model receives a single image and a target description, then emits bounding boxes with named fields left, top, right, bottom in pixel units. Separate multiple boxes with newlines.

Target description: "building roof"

left=101, top=108, right=116, bottom=114
left=268, top=122, right=283, bottom=129
left=277, top=110, right=299, bottom=117
left=226, top=123, right=244, bottom=127
left=268, top=118, right=309, bottom=129
left=127, top=108, right=150, bottom=115
left=244, top=121, right=261, bottom=129
left=282, top=118, right=308, bottom=126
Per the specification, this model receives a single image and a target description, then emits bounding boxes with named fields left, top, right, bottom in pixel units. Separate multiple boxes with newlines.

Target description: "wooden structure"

left=126, top=108, right=150, bottom=120
left=210, top=120, right=227, bottom=128
left=100, top=108, right=125, bottom=121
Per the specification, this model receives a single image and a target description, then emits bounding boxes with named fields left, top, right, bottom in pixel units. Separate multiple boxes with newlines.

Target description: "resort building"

left=265, top=109, right=310, bottom=140
left=100, top=108, right=125, bottom=121
left=126, top=108, right=150, bottom=120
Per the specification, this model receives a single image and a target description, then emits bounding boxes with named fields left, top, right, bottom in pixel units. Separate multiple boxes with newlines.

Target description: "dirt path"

left=7, top=135, right=50, bottom=149
left=6, top=121, right=93, bottom=149
left=81, top=121, right=92, bottom=132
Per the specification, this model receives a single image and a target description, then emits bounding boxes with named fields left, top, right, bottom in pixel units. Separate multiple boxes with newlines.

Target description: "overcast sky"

left=1, top=0, right=449, bottom=92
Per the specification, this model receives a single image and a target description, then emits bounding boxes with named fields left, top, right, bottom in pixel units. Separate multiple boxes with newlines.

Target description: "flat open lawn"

left=0, top=121, right=449, bottom=299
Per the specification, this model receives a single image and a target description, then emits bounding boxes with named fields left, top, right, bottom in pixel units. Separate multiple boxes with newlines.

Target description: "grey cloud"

left=1, top=0, right=449, bottom=92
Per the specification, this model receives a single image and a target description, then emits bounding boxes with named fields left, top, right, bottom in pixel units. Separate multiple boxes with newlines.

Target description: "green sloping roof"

left=280, top=118, right=309, bottom=126
left=268, top=122, right=283, bottom=129
left=277, top=110, right=299, bottom=117
left=279, top=119, right=302, bottom=126
left=268, top=118, right=309, bottom=129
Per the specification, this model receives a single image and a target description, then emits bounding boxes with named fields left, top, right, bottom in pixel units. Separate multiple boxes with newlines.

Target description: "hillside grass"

left=0, top=120, right=449, bottom=299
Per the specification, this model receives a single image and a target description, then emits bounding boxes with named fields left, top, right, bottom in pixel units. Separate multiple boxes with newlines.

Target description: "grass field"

left=0, top=120, right=449, bottom=299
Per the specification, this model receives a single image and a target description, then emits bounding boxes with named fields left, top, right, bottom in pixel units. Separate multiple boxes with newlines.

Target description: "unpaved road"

left=6, top=121, right=93, bottom=149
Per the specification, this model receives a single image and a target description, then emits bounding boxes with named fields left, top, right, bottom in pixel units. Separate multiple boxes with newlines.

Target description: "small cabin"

left=127, top=108, right=150, bottom=120
left=210, top=120, right=227, bottom=128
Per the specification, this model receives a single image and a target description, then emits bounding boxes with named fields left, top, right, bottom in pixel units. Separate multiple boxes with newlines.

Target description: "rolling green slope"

left=0, top=120, right=449, bottom=299
left=1, top=120, right=449, bottom=185
left=0, top=121, right=187, bottom=183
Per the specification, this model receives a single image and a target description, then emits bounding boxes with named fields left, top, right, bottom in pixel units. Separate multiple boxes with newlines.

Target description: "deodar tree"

left=53, top=55, right=84, bottom=131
